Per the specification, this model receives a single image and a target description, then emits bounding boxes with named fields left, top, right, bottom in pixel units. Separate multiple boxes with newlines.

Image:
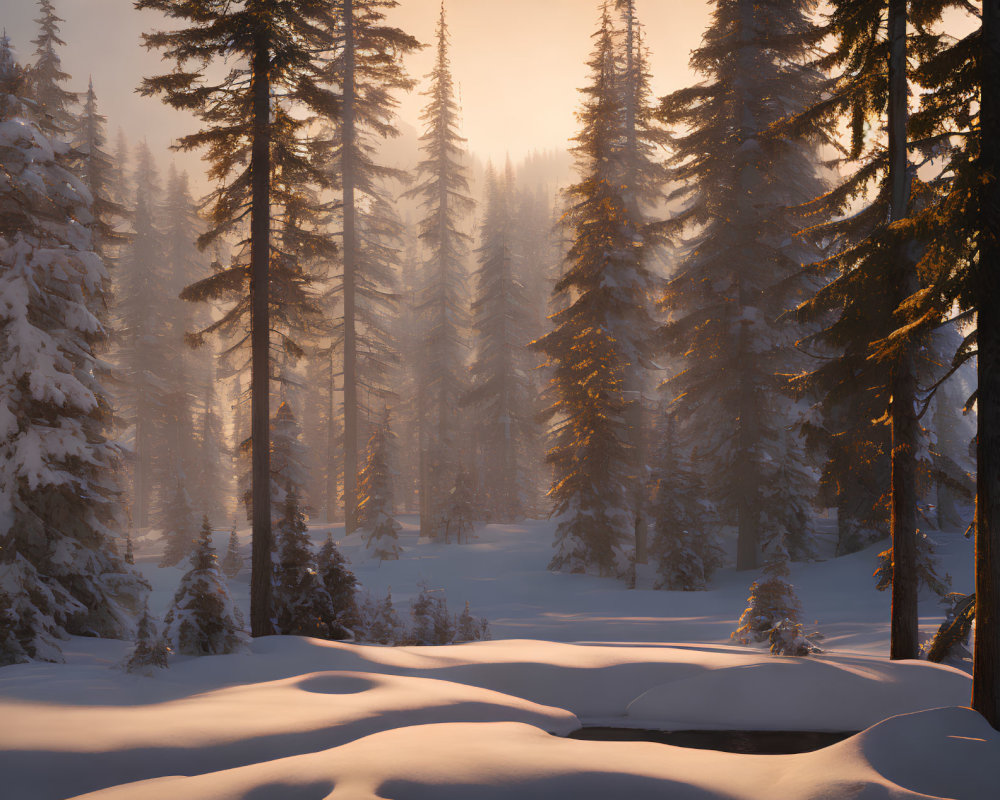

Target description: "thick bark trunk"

left=973, top=0, right=1000, bottom=730
left=249, top=35, right=273, bottom=638
left=326, top=348, right=338, bottom=521
left=887, top=0, right=919, bottom=661
left=342, top=0, right=359, bottom=534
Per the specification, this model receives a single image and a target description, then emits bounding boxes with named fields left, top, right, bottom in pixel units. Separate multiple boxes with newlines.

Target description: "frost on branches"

left=0, top=36, right=147, bottom=665
left=316, top=532, right=359, bottom=639
left=162, top=516, right=246, bottom=656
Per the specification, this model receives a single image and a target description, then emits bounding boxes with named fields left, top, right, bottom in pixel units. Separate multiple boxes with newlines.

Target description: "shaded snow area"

left=1, top=518, right=993, bottom=799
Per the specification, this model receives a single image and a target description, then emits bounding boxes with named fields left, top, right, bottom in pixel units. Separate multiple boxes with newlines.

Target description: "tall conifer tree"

left=406, top=3, right=474, bottom=540
left=658, top=0, right=827, bottom=571
left=331, top=0, right=419, bottom=533
left=138, top=0, right=339, bottom=636
left=533, top=7, right=654, bottom=577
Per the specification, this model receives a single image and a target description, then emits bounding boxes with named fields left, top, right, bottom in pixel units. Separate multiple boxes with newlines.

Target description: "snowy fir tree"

left=317, top=533, right=360, bottom=639
left=356, top=411, right=402, bottom=562
left=408, top=584, right=454, bottom=645
left=467, top=163, right=534, bottom=522
left=0, top=35, right=147, bottom=664
left=355, top=588, right=402, bottom=645
left=328, top=0, right=419, bottom=532
left=649, top=414, right=723, bottom=591
left=732, top=539, right=803, bottom=647
left=116, top=141, right=171, bottom=533
left=658, top=0, right=827, bottom=572
left=272, top=489, right=336, bottom=639
left=533, top=7, right=655, bottom=578
left=406, top=3, right=475, bottom=541
left=455, top=601, right=490, bottom=643
left=158, top=479, right=198, bottom=568
left=441, top=468, right=476, bottom=545
left=27, top=0, right=76, bottom=138
left=162, top=516, right=246, bottom=656
left=124, top=603, right=169, bottom=674
left=221, top=526, right=244, bottom=579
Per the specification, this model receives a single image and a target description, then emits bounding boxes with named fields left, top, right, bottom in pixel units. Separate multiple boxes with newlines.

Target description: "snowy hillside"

left=1, top=518, right=992, bottom=800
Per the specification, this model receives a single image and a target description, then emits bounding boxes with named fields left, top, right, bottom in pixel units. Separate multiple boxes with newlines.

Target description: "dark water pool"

left=568, top=727, right=856, bottom=754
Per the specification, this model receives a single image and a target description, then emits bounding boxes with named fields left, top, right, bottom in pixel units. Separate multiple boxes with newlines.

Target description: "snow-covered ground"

left=1, top=518, right=993, bottom=799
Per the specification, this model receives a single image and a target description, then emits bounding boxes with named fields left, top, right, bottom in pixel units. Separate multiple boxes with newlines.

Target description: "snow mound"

left=625, top=656, right=971, bottom=731
left=70, top=708, right=999, bottom=800
left=0, top=665, right=575, bottom=800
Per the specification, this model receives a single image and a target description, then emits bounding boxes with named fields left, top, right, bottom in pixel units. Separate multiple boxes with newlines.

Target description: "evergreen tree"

left=117, top=142, right=170, bottom=533
left=357, top=410, right=402, bottom=561
left=356, top=587, right=401, bottom=644
left=124, top=603, right=169, bottom=673
left=455, top=601, right=490, bottom=643
left=732, top=540, right=802, bottom=646
left=787, top=0, right=925, bottom=659
left=406, top=3, right=475, bottom=541
left=442, top=467, right=476, bottom=545
left=658, top=0, right=827, bottom=573
left=124, top=532, right=135, bottom=566
left=317, top=533, right=359, bottom=638
left=158, top=479, right=198, bottom=568
left=532, top=7, right=653, bottom=577
left=73, top=80, right=125, bottom=323
left=467, top=163, right=534, bottom=522
left=139, top=0, right=340, bottom=637
left=273, top=489, right=335, bottom=638
left=162, top=516, right=246, bottom=656
left=331, top=0, right=419, bottom=533
left=28, top=0, right=76, bottom=137
left=649, top=414, right=723, bottom=591
left=0, top=37, right=147, bottom=664
left=408, top=584, right=454, bottom=645
left=221, top=526, right=244, bottom=579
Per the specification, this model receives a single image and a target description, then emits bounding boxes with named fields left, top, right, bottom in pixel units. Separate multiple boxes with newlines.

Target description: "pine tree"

left=467, top=163, right=534, bottom=522
left=356, top=587, right=401, bottom=644
left=124, top=603, right=169, bottom=673
left=162, top=516, right=246, bottom=655
left=0, top=36, right=147, bottom=664
left=455, top=601, right=490, bottom=643
left=532, top=7, right=654, bottom=577
left=139, top=0, right=340, bottom=637
left=331, top=0, right=419, bottom=533
left=357, top=410, right=402, bottom=561
left=117, top=142, right=170, bottom=533
left=273, top=489, right=335, bottom=638
left=649, top=414, right=723, bottom=591
left=658, top=0, right=827, bottom=573
left=406, top=3, right=475, bottom=541
left=317, top=533, right=359, bottom=639
left=408, top=583, right=454, bottom=645
left=221, top=526, right=244, bottom=579
left=124, top=532, right=135, bottom=565
left=442, top=467, right=476, bottom=545
left=158, top=479, right=199, bottom=568
left=786, top=0, right=925, bottom=659
left=28, top=0, right=76, bottom=138
left=733, top=540, right=802, bottom=646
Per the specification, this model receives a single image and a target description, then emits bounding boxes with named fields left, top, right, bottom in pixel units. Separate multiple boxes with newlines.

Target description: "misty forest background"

left=1, top=0, right=999, bottom=726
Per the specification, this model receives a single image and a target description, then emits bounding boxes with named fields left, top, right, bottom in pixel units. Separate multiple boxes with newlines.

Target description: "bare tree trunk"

left=973, top=0, right=1000, bottom=729
left=887, top=0, right=919, bottom=661
left=249, top=33, right=273, bottom=638
left=342, top=0, right=359, bottom=535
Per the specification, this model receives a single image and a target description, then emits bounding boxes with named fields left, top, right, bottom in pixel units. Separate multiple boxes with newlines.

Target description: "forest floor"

left=1, top=517, right=995, bottom=799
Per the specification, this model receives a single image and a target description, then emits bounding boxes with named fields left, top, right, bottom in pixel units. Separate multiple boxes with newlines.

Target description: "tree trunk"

left=973, top=0, right=1000, bottom=729
left=326, top=348, right=338, bottom=521
left=249, top=33, right=273, bottom=638
left=887, top=0, right=919, bottom=661
left=342, top=0, right=359, bottom=535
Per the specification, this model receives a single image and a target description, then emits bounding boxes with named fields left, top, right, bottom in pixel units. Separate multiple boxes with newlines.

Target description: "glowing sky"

left=0, top=0, right=712, bottom=172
